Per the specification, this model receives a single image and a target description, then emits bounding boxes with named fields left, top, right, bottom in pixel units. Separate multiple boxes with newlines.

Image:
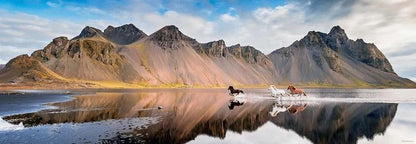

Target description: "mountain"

left=118, top=25, right=277, bottom=86
left=0, top=24, right=278, bottom=88
left=0, top=24, right=414, bottom=88
left=0, top=64, right=4, bottom=70
left=268, top=26, right=415, bottom=87
left=0, top=54, right=66, bottom=84
left=31, top=35, right=140, bottom=83
left=103, top=24, right=147, bottom=45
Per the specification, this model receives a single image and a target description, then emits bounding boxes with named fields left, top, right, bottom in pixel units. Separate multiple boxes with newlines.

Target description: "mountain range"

left=0, top=24, right=414, bottom=88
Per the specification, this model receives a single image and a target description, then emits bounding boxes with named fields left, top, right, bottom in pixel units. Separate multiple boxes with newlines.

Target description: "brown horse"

left=288, top=103, right=308, bottom=114
left=228, top=86, right=244, bottom=95
left=287, top=85, right=307, bottom=96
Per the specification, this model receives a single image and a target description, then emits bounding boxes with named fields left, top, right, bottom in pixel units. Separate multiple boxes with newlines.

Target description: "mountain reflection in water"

left=2, top=89, right=397, bottom=144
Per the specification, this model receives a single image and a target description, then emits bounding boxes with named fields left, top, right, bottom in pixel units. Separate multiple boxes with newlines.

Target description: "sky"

left=0, top=0, right=415, bottom=81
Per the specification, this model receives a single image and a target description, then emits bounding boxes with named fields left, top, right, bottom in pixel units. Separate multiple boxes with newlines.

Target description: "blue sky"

left=0, top=0, right=415, bottom=81
left=0, top=0, right=286, bottom=22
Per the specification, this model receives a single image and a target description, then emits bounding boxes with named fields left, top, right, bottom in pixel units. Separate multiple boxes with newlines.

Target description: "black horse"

left=228, top=86, right=244, bottom=95
left=228, top=100, right=245, bottom=110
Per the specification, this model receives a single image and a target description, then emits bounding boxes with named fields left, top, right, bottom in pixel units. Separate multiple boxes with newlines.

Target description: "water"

left=0, top=88, right=415, bottom=144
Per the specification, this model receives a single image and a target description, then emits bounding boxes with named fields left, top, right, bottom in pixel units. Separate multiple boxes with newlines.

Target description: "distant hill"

left=0, top=24, right=414, bottom=88
left=0, top=64, right=4, bottom=70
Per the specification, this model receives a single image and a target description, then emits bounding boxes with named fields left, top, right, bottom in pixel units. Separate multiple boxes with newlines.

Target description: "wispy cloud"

left=65, top=6, right=106, bottom=15
left=46, top=1, right=62, bottom=8
left=0, top=10, right=104, bottom=63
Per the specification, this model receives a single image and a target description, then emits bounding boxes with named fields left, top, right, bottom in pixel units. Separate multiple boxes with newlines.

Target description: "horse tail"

left=303, top=92, right=307, bottom=96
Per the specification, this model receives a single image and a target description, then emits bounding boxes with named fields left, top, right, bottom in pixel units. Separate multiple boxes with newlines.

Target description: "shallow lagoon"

left=0, top=89, right=415, bottom=144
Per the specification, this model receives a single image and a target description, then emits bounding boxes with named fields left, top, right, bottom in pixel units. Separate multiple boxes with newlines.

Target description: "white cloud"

left=220, top=13, right=238, bottom=22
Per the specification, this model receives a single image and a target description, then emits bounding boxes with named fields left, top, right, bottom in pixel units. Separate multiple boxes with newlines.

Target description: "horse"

left=287, top=85, right=307, bottom=96
left=287, top=103, right=308, bottom=114
left=228, top=100, right=245, bottom=110
left=228, top=86, right=244, bottom=96
left=268, top=85, right=289, bottom=97
left=269, top=103, right=289, bottom=117
left=269, top=101, right=308, bottom=117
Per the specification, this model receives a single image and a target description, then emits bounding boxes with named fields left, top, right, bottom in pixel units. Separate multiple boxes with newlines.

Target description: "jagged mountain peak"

left=150, top=25, right=193, bottom=41
left=103, top=23, right=147, bottom=45
left=31, top=36, right=70, bottom=62
left=329, top=25, right=344, bottom=33
left=356, top=38, right=365, bottom=43
left=267, top=26, right=410, bottom=86
left=52, top=36, right=69, bottom=44
left=296, top=31, right=327, bottom=47
left=73, top=26, right=104, bottom=39
left=105, top=23, right=135, bottom=30
left=149, top=25, right=196, bottom=50
left=328, top=25, right=348, bottom=39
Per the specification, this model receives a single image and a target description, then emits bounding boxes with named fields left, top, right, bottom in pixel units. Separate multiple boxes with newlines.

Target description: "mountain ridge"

left=268, top=26, right=413, bottom=87
left=0, top=24, right=414, bottom=89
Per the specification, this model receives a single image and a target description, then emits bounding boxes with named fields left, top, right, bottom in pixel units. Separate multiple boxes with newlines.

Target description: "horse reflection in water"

left=228, top=95, right=246, bottom=110
left=269, top=100, right=308, bottom=117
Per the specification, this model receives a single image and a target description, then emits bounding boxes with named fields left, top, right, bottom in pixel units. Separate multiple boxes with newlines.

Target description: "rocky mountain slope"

left=0, top=24, right=414, bottom=88
left=0, top=24, right=278, bottom=88
left=118, top=25, right=277, bottom=86
left=0, top=55, right=66, bottom=84
left=268, top=26, right=414, bottom=87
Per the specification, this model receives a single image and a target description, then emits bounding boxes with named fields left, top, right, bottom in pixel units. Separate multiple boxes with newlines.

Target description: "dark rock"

left=322, top=26, right=395, bottom=74
left=226, top=44, right=272, bottom=65
left=73, top=26, right=104, bottom=39
left=31, top=36, right=69, bottom=62
left=149, top=25, right=197, bottom=50
left=195, top=40, right=226, bottom=57
left=103, top=24, right=147, bottom=45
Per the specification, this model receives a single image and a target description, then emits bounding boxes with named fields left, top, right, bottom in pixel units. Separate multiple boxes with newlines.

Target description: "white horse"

left=268, top=85, right=289, bottom=97
left=269, top=103, right=289, bottom=117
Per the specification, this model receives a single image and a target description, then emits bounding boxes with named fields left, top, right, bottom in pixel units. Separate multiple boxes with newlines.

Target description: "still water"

left=0, top=89, right=415, bottom=144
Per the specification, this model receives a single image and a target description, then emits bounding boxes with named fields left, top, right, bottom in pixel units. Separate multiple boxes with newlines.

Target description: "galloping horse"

left=228, top=86, right=244, bottom=95
left=287, top=85, right=307, bottom=96
left=268, top=85, right=288, bottom=97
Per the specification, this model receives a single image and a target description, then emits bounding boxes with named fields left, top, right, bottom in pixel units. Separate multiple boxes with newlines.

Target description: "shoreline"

left=1, top=86, right=416, bottom=93
left=0, top=93, right=76, bottom=117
